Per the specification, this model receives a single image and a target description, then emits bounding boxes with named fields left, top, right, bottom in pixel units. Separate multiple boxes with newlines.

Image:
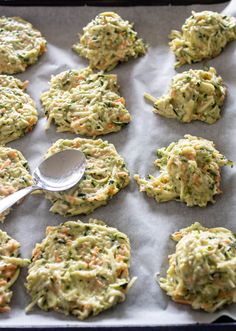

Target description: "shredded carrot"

left=115, top=97, right=125, bottom=105
left=8, top=151, right=17, bottom=159
left=0, top=160, right=11, bottom=170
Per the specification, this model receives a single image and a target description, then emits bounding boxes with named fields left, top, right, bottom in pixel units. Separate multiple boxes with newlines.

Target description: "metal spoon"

left=0, top=149, right=86, bottom=215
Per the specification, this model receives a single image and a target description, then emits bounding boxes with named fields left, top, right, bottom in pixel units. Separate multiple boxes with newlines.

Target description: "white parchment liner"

left=0, top=1, right=236, bottom=326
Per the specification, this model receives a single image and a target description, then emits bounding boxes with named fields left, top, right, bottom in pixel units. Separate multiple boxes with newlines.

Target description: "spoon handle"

left=0, top=186, right=39, bottom=215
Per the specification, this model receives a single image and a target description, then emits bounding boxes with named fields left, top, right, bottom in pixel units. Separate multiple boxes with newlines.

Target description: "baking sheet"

left=0, top=1, right=236, bottom=327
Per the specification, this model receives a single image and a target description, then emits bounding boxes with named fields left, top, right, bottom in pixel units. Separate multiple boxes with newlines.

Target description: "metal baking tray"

left=0, top=0, right=228, bottom=5
left=0, top=1, right=235, bottom=330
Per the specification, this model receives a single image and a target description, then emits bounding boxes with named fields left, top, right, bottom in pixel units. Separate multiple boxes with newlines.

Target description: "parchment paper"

left=0, top=1, right=236, bottom=327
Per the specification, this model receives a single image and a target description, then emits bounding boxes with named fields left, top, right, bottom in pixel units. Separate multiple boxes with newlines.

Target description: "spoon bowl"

left=0, top=149, right=86, bottom=215
left=34, top=149, right=86, bottom=191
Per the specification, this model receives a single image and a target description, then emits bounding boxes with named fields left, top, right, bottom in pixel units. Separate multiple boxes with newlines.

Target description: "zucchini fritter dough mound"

left=134, top=135, right=231, bottom=207
left=41, top=67, right=131, bottom=136
left=44, top=138, right=130, bottom=216
left=26, top=219, right=134, bottom=320
left=72, top=12, right=147, bottom=71
left=0, top=75, right=38, bottom=144
left=160, top=222, right=236, bottom=312
left=0, top=146, right=33, bottom=222
left=0, top=229, right=28, bottom=312
left=0, top=16, right=46, bottom=74
left=169, top=11, right=236, bottom=67
left=145, top=67, right=226, bottom=124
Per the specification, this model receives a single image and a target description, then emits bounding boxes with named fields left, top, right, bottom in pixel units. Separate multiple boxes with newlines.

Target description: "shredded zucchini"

left=0, top=16, right=46, bottom=74
left=0, top=229, right=29, bottom=313
left=145, top=67, right=226, bottom=124
left=0, top=75, right=38, bottom=144
left=169, top=11, right=236, bottom=66
left=160, top=222, right=236, bottom=312
left=26, top=218, right=135, bottom=320
left=72, top=12, right=147, bottom=71
left=42, top=137, right=130, bottom=216
left=134, top=134, right=232, bottom=207
left=41, top=67, right=131, bottom=136
left=0, top=146, right=33, bottom=222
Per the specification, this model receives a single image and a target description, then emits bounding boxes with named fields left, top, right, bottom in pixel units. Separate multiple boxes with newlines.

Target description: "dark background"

left=0, top=0, right=228, bottom=5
